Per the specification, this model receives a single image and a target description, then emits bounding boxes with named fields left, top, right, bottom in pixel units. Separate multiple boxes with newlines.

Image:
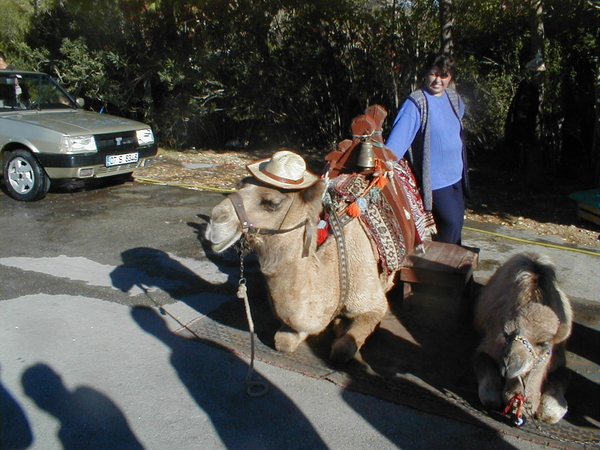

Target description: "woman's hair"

left=424, top=53, right=455, bottom=78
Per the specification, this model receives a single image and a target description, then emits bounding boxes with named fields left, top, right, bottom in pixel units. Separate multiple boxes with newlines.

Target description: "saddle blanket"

left=325, top=159, right=435, bottom=276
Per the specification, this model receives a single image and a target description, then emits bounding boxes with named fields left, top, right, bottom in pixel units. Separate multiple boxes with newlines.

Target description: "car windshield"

left=0, top=72, right=77, bottom=111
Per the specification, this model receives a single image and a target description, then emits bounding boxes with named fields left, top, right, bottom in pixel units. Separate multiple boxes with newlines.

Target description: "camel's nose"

left=503, top=353, right=528, bottom=379
left=210, top=203, right=232, bottom=224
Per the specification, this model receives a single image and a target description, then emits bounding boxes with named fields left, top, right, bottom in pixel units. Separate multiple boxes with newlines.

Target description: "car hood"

left=0, top=109, right=149, bottom=135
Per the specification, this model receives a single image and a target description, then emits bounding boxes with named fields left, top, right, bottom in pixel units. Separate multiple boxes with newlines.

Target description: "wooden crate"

left=568, top=189, right=600, bottom=226
left=399, top=241, right=479, bottom=329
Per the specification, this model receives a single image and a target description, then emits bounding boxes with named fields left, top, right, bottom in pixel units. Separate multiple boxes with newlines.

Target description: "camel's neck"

left=256, top=220, right=337, bottom=285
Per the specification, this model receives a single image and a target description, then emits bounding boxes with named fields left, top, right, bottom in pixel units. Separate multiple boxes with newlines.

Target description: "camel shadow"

left=110, top=245, right=241, bottom=318
left=130, top=306, right=328, bottom=449
left=21, top=363, right=144, bottom=449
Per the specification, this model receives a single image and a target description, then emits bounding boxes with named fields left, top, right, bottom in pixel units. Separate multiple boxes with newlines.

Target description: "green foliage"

left=1, top=0, right=598, bottom=185
left=0, top=0, right=31, bottom=46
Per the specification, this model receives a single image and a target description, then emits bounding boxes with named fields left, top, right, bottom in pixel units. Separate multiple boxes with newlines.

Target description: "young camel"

left=473, top=253, right=573, bottom=424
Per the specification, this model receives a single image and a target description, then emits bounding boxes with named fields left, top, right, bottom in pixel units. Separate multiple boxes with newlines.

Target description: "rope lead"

left=237, top=246, right=269, bottom=398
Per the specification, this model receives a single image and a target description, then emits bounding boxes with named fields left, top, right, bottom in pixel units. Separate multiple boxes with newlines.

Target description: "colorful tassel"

left=317, top=219, right=329, bottom=245
left=374, top=175, right=387, bottom=189
left=347, top=201, right=361, bottom=217
left=317, top=228, right=329, bottom=245
left=356, top=197, right=368, bottom=212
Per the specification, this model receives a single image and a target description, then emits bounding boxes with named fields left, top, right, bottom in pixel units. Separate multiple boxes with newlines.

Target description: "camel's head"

left=206, top=150, right=324, bottom=253
left=206, top=178, right=326, bottom=253
left=501, top=303, right=560, bottom=379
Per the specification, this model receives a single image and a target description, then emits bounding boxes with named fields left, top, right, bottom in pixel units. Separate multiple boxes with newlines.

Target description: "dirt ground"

left=134, top=148, right=599, bottom=248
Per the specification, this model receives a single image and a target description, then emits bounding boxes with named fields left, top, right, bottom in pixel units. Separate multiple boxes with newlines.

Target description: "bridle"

left=228, top=191, right=312, bottom=257
left=513, top=334, right=552, bottom=364
left=228, top=187, right=350, bottom=314
left=502, top=332, right=553, bottom=427
left=506, top=333, right=552, bottom=366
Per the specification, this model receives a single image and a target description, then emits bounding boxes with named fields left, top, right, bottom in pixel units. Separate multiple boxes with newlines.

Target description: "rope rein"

left=237, top=240, right=269, bottom=398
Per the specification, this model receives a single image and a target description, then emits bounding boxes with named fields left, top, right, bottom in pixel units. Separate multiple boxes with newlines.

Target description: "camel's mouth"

left=211, top=236, right=238, bottom=253
left=205, top=220, right=242, bottom=253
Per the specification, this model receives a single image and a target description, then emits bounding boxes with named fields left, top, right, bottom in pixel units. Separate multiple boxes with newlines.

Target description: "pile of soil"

left=134, top=148, right=599, bottom=248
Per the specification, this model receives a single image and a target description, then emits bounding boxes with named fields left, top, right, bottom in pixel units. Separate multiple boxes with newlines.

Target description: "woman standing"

left=386, top=53, right=469, bottom=245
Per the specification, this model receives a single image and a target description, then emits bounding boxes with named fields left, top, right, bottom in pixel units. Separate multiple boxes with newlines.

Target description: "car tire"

left=3, top=149, right=51, bottom=202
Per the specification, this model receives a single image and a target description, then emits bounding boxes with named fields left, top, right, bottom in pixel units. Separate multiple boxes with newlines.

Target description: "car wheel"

left=3, top=149, right=51, bottom=201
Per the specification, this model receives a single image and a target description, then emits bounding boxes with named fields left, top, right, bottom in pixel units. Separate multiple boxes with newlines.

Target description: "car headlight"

left=136, top=128, right=155, bottom=146
left=59, top=135, right=97, bottom=153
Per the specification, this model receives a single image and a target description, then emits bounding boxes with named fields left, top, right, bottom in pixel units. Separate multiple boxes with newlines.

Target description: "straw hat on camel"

left=246, top=150, right=319, bottom=190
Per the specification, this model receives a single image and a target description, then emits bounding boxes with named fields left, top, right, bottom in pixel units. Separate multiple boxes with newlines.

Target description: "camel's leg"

left=330, top=311, right=383, bottom=363
left=537, top=367, right=570, bottom=423
left=332, top=317, right=350, bottom=338
left=473, top=352, right=504, bottom=410
left=274, top=324, right=308, bottom=353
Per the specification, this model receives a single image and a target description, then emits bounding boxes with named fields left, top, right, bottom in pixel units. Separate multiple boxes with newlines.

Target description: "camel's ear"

left=301, top=180, right=326, bottom=215
left=301, top=180, right=326, bottom=203
left=554, top=323, right=572, bottom=344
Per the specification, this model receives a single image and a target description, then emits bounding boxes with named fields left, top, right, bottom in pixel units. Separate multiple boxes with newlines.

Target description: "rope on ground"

left=463, top=226, right=599, bottom=257
left=135, top=176, right=236, bottom=194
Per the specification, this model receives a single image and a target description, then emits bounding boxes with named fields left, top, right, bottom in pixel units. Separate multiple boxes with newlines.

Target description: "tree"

left=440, top=0, right=454, bottom=54
left=1, top=0, right=597, bottom=187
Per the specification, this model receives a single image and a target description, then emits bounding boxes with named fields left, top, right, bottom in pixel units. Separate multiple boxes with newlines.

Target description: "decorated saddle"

left=322, top=105, right=435, bottom=275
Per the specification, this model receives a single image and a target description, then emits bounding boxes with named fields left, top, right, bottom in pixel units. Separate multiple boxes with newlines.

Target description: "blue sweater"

left=386, top=89, right=466, bottom=210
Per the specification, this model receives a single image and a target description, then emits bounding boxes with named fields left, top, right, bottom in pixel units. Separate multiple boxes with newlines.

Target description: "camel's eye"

left=260, top=195, right=285, bottom=212
left=536, top=341, right=550, bottom=349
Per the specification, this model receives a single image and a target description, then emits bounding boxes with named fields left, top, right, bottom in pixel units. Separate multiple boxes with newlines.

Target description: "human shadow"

left=0, top=368, right=33, bottom=450
left=21, top=363, right=144, bottom=450
left=130, top=306, right=328, bottom=450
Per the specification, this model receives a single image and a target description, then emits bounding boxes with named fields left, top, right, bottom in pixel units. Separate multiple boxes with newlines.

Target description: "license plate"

left=106, top=152, right=139, bottom=167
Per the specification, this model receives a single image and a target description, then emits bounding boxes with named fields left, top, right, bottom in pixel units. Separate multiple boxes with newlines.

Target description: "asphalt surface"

left=1, top=180, right=598, bottom=450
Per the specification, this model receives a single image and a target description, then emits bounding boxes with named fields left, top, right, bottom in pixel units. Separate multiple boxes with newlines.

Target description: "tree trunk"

left=526, top=0, right=546, bottom=189
left=439, top=0, right=454, bottom=55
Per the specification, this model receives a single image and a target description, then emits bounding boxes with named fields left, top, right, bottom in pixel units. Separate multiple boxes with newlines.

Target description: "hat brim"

left=247, top=158, right=320, bottom=190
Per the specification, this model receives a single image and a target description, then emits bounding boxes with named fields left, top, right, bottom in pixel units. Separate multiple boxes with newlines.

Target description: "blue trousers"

left=431, top=180, right=465, bottom=245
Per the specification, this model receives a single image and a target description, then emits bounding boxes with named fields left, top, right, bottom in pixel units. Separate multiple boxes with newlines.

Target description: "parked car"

left=0, top=70, right=157, bottom=201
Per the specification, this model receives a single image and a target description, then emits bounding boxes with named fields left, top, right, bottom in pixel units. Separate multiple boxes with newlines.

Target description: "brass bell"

left=357, top=141, right=375, bottom=169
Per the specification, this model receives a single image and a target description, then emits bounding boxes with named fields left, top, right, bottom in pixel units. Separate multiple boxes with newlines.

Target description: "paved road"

left=1, top=181, right=598, bottom=450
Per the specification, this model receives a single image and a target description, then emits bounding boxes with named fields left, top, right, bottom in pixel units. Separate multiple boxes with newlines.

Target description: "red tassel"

left=317, top=228, right=329, bottom=245
left=347, top=201, right=361, bottom=217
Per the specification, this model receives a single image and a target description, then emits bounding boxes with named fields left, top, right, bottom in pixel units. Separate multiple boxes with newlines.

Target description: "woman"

left=386, top=53, right=469, bottom=245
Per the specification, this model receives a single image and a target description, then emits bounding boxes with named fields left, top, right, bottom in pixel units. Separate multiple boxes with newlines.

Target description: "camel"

left=205, top=149, right=404, bottom=363
left=473, top=252, right=573, bottom=425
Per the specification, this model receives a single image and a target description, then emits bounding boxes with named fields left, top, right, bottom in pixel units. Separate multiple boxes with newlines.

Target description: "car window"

left=0, top=73, right=77, bottom=111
